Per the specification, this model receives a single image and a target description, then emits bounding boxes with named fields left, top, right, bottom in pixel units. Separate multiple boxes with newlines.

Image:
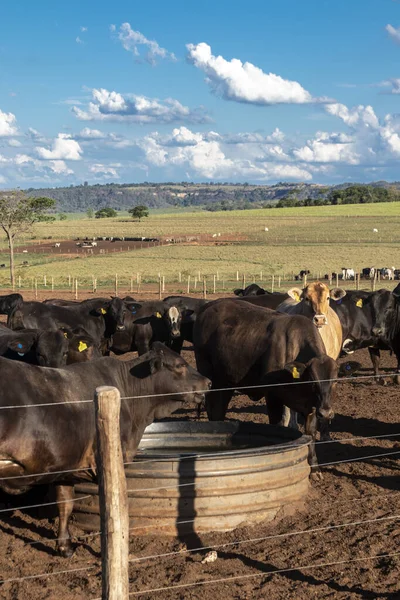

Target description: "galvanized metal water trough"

left=74, top=421, right=311, bottom=535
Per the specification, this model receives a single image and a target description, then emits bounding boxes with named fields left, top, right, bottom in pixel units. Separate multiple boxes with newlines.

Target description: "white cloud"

left=76, top=37, right=84, bottom=44
left=74, top=127, right=107, bottom=140
left=8, top=139, right=22, bottom=147
left=72, top=88, right=209, bottom=124
left=138, top=127, right=312, bottom=181
left=80, top=26, right=88, bottom=32
left=36, top=133, right=83, bottom=160
left=325, top=103, right=379, bottom=128
left=0, top=109, right=18, bottom=137
left=27, top=127, right=47, bottom=142
left=13, top=153, right=74, bottom=175
left=89, top=163, right=119, bottom=178
left=293, top=138, right=360, bottom=164
left=112, top=22, right=176, bottom=65
left=380, top=78, right=400, bottom=94
left=0, top=175, right=6, bottom=183
left=386, top=24, right=400, bottom=44
left=186, top=42, right=323, bottom=105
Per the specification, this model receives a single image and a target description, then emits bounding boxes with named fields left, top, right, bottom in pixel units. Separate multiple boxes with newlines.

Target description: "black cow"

left=8, top=297, right=126, bottom=351
left=239, top=292, right=289, bottom=310
left=111, top=300, right=177, bottom=355
left=329, top=290, right=377, bottom=356
left=0, top=293, right=23, bottom=315
left=193, top=299, right=338, bottom=474
left=0, top=343, right=210, bottom=556
left=233, top=284, right=266, bottom=297
left=0, top=324, right=100, bottom=367
left=163, top=296, right=208, bottom=353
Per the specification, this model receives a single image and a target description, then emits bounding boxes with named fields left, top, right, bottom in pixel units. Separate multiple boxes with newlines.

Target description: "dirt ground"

left=0, top=309, right=399, bottom=598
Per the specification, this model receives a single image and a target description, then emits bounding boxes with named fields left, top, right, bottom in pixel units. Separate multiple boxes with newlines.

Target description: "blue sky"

left=1, top=0, right=400, bottom=187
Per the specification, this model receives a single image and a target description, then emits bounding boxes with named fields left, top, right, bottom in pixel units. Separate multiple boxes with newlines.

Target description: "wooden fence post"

left=303, top=274, right=307, bottom=289
left=236, top=270, right=239, bottom=281
left=260, top=271, right=263, bottom=281
left=203, top=277, right=207, bottom=299
left=158, top=276, right=162, bottom=300
left=44, top=275, right=47, bottom=287
left=130, top=276, right=133, bottom=293
left=115, top=274, right=118, bottom=297
left=271, top=274, right=275, bottom=293
left=187, top=275, right=191, bottom=294
left=336, top=273, right=339, bottom=288
left=137, top=274, right=141, bottom=295
left=278, top=275, right=281, bottom=289
left=34, top=278, right=38, bottom=300
left=242, top=273, right=246, bottom=289
left=94, top=386, right=129, bottom=600
left=51, top=276, right=54, bottom=292
left=213, top=274, right=216, bottom=294
left=75, top=279, right=78, bottom=300
left=18, top=276, right=21, bottom=289
left=162, top=275, right=165, bottom=293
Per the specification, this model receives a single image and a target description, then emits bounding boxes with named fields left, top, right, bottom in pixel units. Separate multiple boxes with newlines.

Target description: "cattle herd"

left=0, top=279, right=399, bottom=557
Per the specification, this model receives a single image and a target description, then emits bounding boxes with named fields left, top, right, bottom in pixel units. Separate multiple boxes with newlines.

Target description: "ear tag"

left=100, top=308, right=107, bottom=315
left=155, top=312, right=162, bottom=319
left=336, top=298, right=342, bottom=305
left=293, top=292, right=301, bottom=302
left=78, top=341, right=88, bottom=352
left=17, top=343, right=23, bottom=349
left=131, top=308, right=136, bottom=314
left=356, top=299, right=363, bottom=308
left=292, top=366, right=300, bottom=379
left=63, top=332, right=68, bottom=339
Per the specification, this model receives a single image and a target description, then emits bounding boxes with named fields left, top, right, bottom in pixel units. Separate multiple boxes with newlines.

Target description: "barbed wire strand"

left=126, top=551, right=400, bottom=597
left=0, top=370, right=396, bottom=412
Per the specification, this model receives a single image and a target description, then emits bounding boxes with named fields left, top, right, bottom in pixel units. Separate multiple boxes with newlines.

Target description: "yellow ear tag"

left=63, top=332, right=68, bottom=339
left=155, top=312, right=162, bottom=319
left=292, top=366, right=300, bottom=379
left=293, top=292, right=301, bottom=302
left=78, top=341, right=88, bottom=352
left=356, top=299, right=363, bottom=308
left=100, top=308, right=107, bottom=315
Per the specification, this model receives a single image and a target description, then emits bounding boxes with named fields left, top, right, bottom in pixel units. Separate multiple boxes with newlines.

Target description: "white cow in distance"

left=342, top=268, right=355, bottom=280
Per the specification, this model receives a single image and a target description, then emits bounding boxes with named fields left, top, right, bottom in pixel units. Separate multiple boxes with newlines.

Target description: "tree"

left=0, top=190, right=55, bottom=288
left=128, top=205, right=149, bottom=222
left=86, top=207, right=94, bottom=219
left=58, top=212, right=67, bottom=221
left=95, top=207, right=117, bottom=219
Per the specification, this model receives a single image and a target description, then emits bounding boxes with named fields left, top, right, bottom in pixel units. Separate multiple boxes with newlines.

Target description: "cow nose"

left=206, top=379, right=212, bottom=389
left=313, top=314, right=327, bottom=328
left=116, top=325, right=125, bottom=331
left=372, top=327, right=383, bottom=337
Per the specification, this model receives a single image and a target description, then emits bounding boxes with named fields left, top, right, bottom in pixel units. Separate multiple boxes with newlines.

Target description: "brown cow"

left=277, top=282, right=345, bottom=360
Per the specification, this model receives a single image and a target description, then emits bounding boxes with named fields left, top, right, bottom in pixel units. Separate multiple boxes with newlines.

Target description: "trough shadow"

left=329, top=412, right=400, bottom=441
left=215, top=550, right=399, bottom=599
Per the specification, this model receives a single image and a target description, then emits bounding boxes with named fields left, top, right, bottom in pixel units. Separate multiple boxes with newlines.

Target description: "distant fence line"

left=0, top=269, right=394, bottom=300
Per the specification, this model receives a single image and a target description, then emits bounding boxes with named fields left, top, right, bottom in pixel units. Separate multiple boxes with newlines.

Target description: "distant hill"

left=25, top=181, right=400, bottom=213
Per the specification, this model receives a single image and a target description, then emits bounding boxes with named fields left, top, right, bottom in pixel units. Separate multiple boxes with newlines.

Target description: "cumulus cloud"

left=137, top=126, right=312, bottom=180
left=380, top=78, right=400, bottom=94
left=74, top=127, right=108, bottom=140
left=112, top=22, right=176, bottom=65
left=13, top=154, right=73, bottom=175
left=27, top=127, right=47, bottom=143
left=325, top=103, right=379, bottom=128
left=8, top=139, right=22, bottom=147
left=36, top=134, right=83, bottom=160
left=89, top=163, right=120, bottom=178
left=72, top=88, right=209, bottom=124
left=386, top=24, right=400, bottom=44
left=186, top=42, right=324, bottom=105
left=0, top=109, right=18, bottom=137
left=76, top=37, right=84, bottom=44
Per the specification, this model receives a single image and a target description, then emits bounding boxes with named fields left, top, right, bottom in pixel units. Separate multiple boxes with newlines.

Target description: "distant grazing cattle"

left=22, top=250, right=28, bottom=253
left=0, top=264, right=5, bottom=268
left=54, top=243, right=61, bottom=248
left=380, top=267, right=395, bottom=280
left=295, top=269, right=310, bottom=281
left=361, top=267, right=375, bottom=280
left=0, top=344, right=210, bottom=556
left=22, top=261, right=28, bottom=266
left=373, top=228, right=378, bottom=233
left=342, top=268, right=355, bottom=280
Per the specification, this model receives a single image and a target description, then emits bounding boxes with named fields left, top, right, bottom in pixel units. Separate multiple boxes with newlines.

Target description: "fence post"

left=236, top=270, right=239, bottom=281
left=178, top=272, right=182, bottom=283
left=213, top=274, right=216, bottom=294
left=158, top=276, right=162, bottom=300
left=203, top=277, right=207, bottom=299
left=260, top=271, right=263, bottom=281
left=44, top=275, right=47, bottom=287
left=51, top=276, right=54, bottom=292
left=271, top=274, right=275, bottom=293
left=336, top=273, right=339, bottom=288
left=94, top=386, right=129, bottom=600
left=194, top=276, right=197, bottom=290
left=115, top=274, right=118, bottom=297
left=75, top=278, right=78, bottom=300
left=162, top=275, right=165, bottom=293
left=130, top=277, right=133, bottom=293
left=278, top=275, right=281, bottom=289
left=187, top=275, right=191, bottom=294
left=242, top=273, right=246, bottom=289
left=137, top=274, right=141, bottom=295
left=303, top=274, right=307, bottom=289
left=18, top=276, right=21, bottom=289
left=34, top=278, right=38, bottom=300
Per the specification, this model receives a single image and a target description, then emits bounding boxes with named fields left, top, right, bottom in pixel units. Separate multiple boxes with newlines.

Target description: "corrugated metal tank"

left=74, top=421, right=311, bottom=535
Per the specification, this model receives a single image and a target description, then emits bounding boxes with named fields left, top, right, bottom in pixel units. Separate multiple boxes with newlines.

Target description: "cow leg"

left=169, top=337, right=184, bottom=354
left=55, top=484, right=75, bottom=557
left=205, top=389, right=233, bottom=421
left=304, top=410, right=321, bottom=479
left=368, top=347, right=385, bottom=385
left=393, top=355, right=400, bottom=385
left=266, top=397, right=288, bottom=427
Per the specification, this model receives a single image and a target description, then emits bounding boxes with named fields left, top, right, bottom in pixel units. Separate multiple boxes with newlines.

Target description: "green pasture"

left=0, top=202, right=399, bottom=290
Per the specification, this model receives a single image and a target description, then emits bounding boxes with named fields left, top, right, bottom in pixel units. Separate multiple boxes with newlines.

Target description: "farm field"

left=0, top=202, right=400, bottom=288
left=0, top=342, right=398, bottom=600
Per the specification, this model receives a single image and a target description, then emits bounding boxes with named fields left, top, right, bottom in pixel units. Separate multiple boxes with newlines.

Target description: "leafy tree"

left=86, top=207, right=94, bottom=219
left=0, top=190, right=55, bottom=288
left=128, top=205, right=149, bottom=222
left=95, top=207, right=117, bottom=219
left=58, top=212, right=67, bottom=221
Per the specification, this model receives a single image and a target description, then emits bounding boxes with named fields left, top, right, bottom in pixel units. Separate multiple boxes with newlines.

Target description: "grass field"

left=0, top=202, right=399, bottom=290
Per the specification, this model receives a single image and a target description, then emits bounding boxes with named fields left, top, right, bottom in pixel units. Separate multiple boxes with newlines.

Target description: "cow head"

left=94, top=297, right=126, bottom=331
left=289, top=282, right=346, bottom=328
left=370, top=287, right=400, bottom=342
left=146, top=342, right=211, bottom=407
left=62, top=327, right=102, bottom=363
left=0, top=293, right=23, bottom=316
left=284, top=355, right=338, bottom=440
left=8, top=330, right=69, bottom=367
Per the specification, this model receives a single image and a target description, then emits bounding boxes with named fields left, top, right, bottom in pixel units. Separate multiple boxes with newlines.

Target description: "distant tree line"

left=275, top=185, right=400, bottom=208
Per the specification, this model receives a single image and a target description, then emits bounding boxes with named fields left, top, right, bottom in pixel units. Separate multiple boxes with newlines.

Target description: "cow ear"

left=7, top=333, right=37, bottom=355
left=183, top=309, right=194, bottom=319
left=94, top=302, right=110, bottom=316
left=233, top=289, right=244, bottom=296
left=59, top=327, right=73, bottom=340
left=284, top=361, right=306, bottom=379
left=287, top=288, right=303, bottom=302
left=154, top=310, right=164, bottom=319
left=392, top=284, right=400, bottom=300
left=330, top=287, right=346, bottom=301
